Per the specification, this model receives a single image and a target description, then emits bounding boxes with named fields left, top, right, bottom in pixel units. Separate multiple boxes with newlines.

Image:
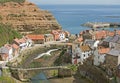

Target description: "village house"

left=84, top=39, right=95, bottom=49
left=66, top=43, right=73, bottom=55
left=104, top=48, right=120, bottom=76
left=26, top=34, right=45, bottom=44
left=13, top=38, right=27, bottom=50
left=102, top=34, right=120, bottom=49
left=12, top=43, right=20, bottom=57
left=94, top=46, right=110, bottom=66
left=23, top=36, right=33, bottom=47
left=76, top=36, right=83, bottom=46
left=100, top=36, right=112, bottom=48
left=64, top=31, right=70, bottom=38
left=94, top=30, right=107, bottom=40
left=51, top=30, right=66, bottom=41
left=108, top=31, right=115, bottom=37
left=57, top=30, right=66, bottom=41
left=0, top=44, right=13, bottom=61
left=109, top=35, right=120, bottom=49
left=89, top=29, right=96, bottom=40
left=12, top=37, right=33, bottom=56
left=72, top=44, right=92, bottom=64
left=82, top=30, right=92, bottom=41
left=51, top=30, right=60, bottom=41
left=4, top=44, right=13, bottom=60
left=44, top=34, right=54, bottom=42
left=93, top=40, right=100, bottom=49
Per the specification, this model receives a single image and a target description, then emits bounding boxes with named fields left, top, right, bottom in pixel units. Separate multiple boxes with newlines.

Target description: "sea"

left=32, top=5, right=120, bottom=82
left=38, top=5, right=120, bottom=34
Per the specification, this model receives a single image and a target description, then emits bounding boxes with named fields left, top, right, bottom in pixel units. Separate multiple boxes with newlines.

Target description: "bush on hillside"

left=0, top=23, right=22, bottom=46
left=0, top=0, right=25, bottom=3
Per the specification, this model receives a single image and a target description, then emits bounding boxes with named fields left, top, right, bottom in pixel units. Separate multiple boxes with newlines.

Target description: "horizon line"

left=34, top=3, right=120, bottom=5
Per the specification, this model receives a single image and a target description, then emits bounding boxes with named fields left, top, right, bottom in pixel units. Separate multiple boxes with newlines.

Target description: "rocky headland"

left=0, top=1, right=61, bottom=34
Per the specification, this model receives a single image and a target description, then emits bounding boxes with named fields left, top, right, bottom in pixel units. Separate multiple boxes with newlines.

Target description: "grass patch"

left=0, top=76, right=15, bottom=83
left=68, top=64, right=78, bottom=72
left=0, top=23, right=22, bottom=46
left=0, top=0, right=25, bottom=3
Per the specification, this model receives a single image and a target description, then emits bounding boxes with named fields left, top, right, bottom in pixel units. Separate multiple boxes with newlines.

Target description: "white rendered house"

left=72, top=44, right=92, bottom=64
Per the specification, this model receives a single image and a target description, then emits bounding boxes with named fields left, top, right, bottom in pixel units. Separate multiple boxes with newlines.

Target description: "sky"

left=29, top=0, right=120, bottom=5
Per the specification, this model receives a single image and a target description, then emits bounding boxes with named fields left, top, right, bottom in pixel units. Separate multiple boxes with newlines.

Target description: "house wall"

left=109, top=42, right=116, bottom=48
left=94, top=50, right=106, bottom=66
left=8, top=48, right=13, bottom=60
left=59, top=33, right=65, bottom=41
left=118, top=56, right=120, bottom=65
left=45, top=36, right=54, bottom=42
left=26, top=39, right=33, bottom=47
left=33, top=39, right=45, bottom=44
left=72, top=47, right=82, bottom=64
left=1, top=54, right=8, bottom=61
left=54, top=35, right=59, bottom=41
left=72, top=45, right=92, bottom=64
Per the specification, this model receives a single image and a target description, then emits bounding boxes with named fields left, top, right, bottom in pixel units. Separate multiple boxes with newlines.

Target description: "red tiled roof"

left=26, top=34, right=45, bottom=40
left=64, top=31, right=70, bottom=36
left=117, top=30, right=120, bottom=35
left=14, top=38, right=19, bottom=43
left=19, top=38, right=26, bottom=43
left=108, top=31, right=115, bottom=36
left=80, top=31, right=83, bottom=35
left=95, top=30, right=107, bottom=40
left=98, top=48, right=110, bottom=54
left=54, top=34, right=60, bottom=40
left=4, top=44, right=12, bottom=50
left=51, top=30, right=59, bottom=35
left=77, top=37, right=83, bottom=42
left=12, top=43, right=19, bottom=49
left=14, top=38, right=26, bottom=44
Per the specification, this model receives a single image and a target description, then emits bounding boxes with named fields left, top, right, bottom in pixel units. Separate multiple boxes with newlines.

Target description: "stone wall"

left=58, top=68, right=72, bottom=77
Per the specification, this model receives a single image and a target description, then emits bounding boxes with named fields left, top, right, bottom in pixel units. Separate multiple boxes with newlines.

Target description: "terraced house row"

left=72, top=29, right=120, bottom=82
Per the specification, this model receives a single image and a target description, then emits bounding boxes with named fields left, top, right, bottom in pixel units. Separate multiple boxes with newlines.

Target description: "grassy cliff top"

left=0, top=23, right=22, bottom=47
left=0, top=0, right=25, bottom=3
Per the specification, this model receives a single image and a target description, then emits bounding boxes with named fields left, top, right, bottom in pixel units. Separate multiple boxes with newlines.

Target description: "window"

left=98, top=56, right=100, bottom=59
left=84, top=54, right=85, bottom=57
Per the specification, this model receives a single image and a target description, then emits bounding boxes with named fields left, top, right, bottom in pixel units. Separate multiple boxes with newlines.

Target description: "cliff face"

left=0, top=1, right=61, bottom=34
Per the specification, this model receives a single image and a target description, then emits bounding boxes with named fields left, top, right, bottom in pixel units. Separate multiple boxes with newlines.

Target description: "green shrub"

left=0, top=23, right=22, bottom=46
left=0, top=0, right=25, bottom=3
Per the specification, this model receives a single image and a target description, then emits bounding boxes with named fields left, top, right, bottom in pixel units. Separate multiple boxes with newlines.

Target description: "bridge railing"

left=10, top=66, right=68, bottom=71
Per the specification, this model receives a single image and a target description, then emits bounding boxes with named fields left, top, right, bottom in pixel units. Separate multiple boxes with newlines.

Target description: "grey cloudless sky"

left=29, top=0, right=120, bottom=5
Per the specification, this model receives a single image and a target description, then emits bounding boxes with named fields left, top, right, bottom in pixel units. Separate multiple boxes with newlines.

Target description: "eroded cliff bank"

left=0, top=1, right=62, bottom=34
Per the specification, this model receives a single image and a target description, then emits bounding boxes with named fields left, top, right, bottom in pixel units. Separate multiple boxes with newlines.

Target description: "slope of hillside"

left=0, top=1, right=61, bottom=34
left=0, top=0, right=25, bottom=3
left=0, top=23, right=22, bottom=46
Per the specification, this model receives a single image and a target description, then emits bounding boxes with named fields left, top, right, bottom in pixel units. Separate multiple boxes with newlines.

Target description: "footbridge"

left=9, top=66, right=71, bottom=81
left=10, top=66, right=68, bottom=71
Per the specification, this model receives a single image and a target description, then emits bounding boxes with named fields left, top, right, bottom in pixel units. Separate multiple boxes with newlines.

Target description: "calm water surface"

left=38, top=5, right=120, bottom=34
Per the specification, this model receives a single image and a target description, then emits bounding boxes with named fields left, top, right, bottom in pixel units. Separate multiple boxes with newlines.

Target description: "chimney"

left=114, top=29, right=117, bottom=35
